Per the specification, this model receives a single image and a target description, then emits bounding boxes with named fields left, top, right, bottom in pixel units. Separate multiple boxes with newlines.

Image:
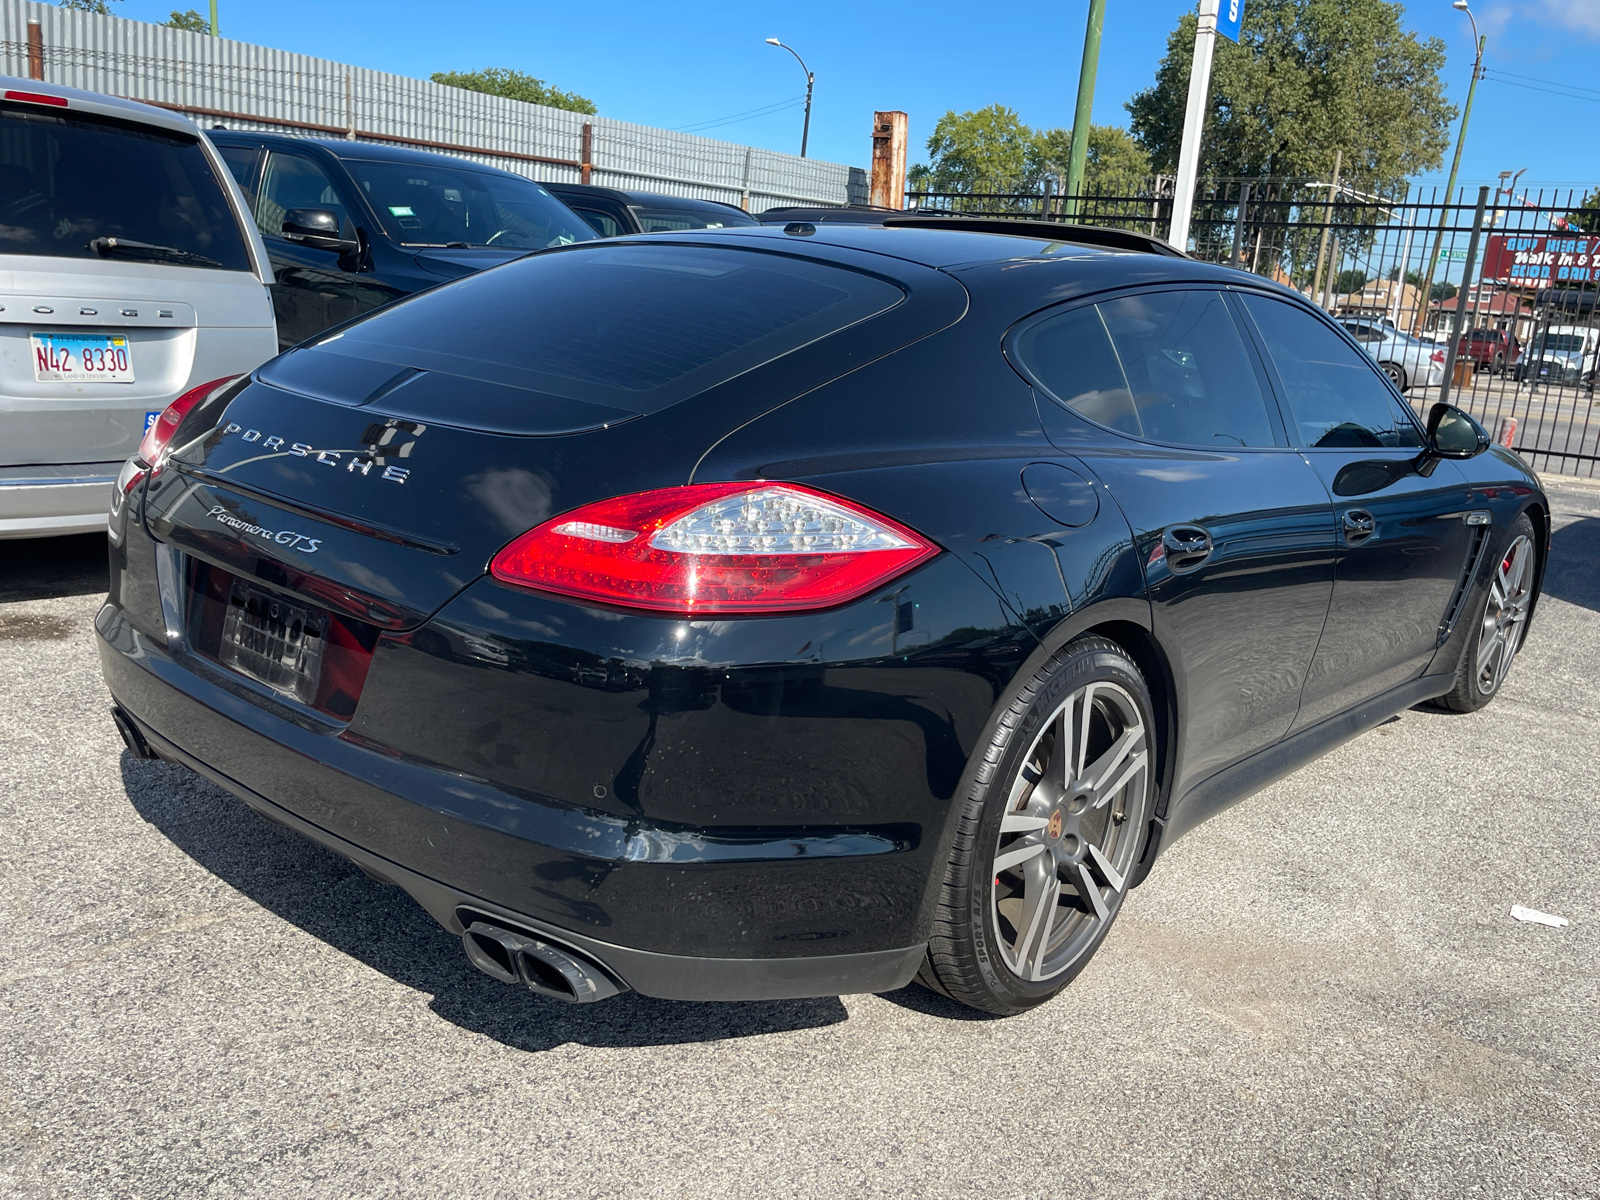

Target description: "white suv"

left=1, top=77, right=277, bottom=538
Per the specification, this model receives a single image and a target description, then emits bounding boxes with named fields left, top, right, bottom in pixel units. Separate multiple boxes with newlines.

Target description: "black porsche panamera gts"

left=99, top=217, right=1547, bottom=1014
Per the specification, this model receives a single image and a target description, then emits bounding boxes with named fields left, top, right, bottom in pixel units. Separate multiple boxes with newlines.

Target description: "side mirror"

left=1415, top=402, right=1490, bottom=476
left=281, top=208, right=359, bottom=255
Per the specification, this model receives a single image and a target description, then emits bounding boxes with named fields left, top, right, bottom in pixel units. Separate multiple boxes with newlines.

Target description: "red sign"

left=1482, top=232, right=1600, bottom=287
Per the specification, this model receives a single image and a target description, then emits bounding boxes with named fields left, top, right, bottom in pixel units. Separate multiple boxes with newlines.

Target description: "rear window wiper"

left=90, top=237, right=222, bottom=268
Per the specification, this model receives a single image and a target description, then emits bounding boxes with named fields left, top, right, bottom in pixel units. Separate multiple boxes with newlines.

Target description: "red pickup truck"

left=1457, top=328, right=1521, bottom=374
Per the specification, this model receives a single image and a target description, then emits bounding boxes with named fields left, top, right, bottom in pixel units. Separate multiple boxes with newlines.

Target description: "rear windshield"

left=316, top=242, right=905, bottom=413
left=344, top=159, right=596, bottom=250
left=0, top=104, right=251, bottom=271
left=1535, top=333, right=1588, bottom=353
left=633, top=205, right=760, bottom=232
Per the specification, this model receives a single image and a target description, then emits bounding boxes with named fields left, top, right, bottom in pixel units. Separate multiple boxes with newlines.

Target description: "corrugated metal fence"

left=0, top=0, right=866, bottom=211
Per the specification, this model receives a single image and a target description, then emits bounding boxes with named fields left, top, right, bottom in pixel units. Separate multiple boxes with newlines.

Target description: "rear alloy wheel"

left=919, top=637, right=1155, bottom=1014
left=1380, top=360, right=1408, bottom=391
left=1434, top=514, right=1536, bottom=713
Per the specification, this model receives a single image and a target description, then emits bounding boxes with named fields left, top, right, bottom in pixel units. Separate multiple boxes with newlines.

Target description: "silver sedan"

left=1337, top=318, right=1446, bottom=392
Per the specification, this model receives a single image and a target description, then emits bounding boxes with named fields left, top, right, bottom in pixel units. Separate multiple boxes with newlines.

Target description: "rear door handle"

left=1342, top=509, right=1376, bottom=545
left=1161, top=525, right=1214, bottom=573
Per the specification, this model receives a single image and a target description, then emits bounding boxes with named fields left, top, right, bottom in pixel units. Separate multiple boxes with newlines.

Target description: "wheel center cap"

left=1046, top=809, right=1065, bottom=840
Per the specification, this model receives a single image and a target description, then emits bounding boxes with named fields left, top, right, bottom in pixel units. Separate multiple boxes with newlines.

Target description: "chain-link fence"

left=0, top=0, right=867, bottom=210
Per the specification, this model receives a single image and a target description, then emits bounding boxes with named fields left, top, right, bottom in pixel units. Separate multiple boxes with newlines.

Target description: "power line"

left=671, top=96, right=806, bottom=134
left=1487, top=67, right=1600, bottom=98
left=1482, top=72, right=1600, bottom=105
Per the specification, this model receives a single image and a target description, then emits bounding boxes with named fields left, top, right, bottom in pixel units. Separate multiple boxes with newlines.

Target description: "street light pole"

left=1417, top=0, right=1483, bottom=336
left=765, top=39, right=814, bottom=158
left=208, top=0, right=218, bottom=35
left=1063, top=0, right=1107, bottom=219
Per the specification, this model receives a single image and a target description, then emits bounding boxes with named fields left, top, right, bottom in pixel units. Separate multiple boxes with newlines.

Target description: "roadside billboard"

left=1481, top=232, right=1600, bottom=287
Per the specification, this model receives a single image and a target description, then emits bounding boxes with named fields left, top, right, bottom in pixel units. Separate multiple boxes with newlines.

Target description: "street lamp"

left=1417, top=0, right=1484, bottom=337
left=765, top=38, right=814, bottom=158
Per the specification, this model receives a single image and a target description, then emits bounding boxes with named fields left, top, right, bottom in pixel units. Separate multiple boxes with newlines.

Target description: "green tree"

left=164, top=8, right=210, bottom=32
left=430, top=68, right=596, bottom=116
left=1565, top=187, right=1600, bottom=233
left=1431, top=281, right=1457, bottom=303
left=56, top=0, right=121, bottom=13
left=1334, top=268, right=1368, bottom=294
left=1126, top=0, right=1454, bottom=196
left=908, top=105, right=1150, bottom=196
left=909, top=104, right=1038, bottom=193
left=1031, top=125, right=1152, bottom=196
left=1387, top=266, right=1425, bottom=286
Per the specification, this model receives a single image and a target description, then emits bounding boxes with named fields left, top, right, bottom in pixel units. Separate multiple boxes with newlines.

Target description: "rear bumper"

left=0, top=464, right=116, bottom=538
left=96, top=601, right=927, bottom=1001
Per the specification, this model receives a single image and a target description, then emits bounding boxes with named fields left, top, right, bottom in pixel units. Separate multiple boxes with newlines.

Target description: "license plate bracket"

left=31, top=331, right=136, bottom=383
left=218, top=582, right=326, bottom=704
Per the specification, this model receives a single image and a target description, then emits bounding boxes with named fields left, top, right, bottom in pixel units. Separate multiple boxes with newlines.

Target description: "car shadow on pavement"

left=1545, top=516, right=1600, bottom=613
left=120, top=753, right=849, bottom=1051
left=0, top=533, right=108, bottom=602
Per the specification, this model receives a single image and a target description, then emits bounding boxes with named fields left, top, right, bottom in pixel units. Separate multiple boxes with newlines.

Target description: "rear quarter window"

left=314, top=242, right=905, bottom=415
left=0, top=104, right=251, bottom=271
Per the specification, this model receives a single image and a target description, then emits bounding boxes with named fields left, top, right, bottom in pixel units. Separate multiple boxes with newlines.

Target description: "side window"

left=1240, top=294, right=1424, bottom=450
left=215, top=144, right=259, bottom=205
left=574, top=207, right=622, bottom=237
left=1015, top=290, right=1279, bottom=447
left=1012, top=305, right=1141, bottom=436
left=256, top=152, right=351, bottom=241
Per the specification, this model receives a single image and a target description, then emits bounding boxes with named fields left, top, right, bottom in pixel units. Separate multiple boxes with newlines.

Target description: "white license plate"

left=31, top=332, right=135, bottom=383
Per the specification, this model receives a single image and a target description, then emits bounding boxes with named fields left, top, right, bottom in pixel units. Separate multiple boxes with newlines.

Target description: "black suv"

left=542, top=182, right=759, bottom=237
left=208, top=131, right=596, bottom=348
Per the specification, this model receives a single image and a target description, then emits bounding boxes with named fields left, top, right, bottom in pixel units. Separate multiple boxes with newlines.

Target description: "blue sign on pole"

left=1216, top=0, right=1244, bottom=41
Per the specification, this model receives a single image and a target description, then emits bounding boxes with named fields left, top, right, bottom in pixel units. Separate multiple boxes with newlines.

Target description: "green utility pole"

left=1062, top=0, right=1107, bottom=219
left=1418, top=27, right=1483, bottom=336
left=208, top=0, right=218, bottom=36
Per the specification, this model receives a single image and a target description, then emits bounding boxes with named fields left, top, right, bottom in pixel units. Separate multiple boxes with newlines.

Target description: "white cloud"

left=1529, top=0, right=1600, bottom=38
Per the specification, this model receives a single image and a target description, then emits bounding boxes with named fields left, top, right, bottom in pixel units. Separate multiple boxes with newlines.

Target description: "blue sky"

left=116, top=0, right=1599, bottom=194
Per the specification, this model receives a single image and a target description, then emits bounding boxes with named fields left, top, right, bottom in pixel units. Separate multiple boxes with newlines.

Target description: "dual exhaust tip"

left=462, top=919, right=625, bottom=1004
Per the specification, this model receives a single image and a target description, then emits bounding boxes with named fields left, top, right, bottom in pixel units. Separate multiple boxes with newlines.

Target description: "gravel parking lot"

left=2, top=478, right=1597, bottom=1200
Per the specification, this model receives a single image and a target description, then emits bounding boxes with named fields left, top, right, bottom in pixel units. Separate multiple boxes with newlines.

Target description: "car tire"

left=1492, top=353, right=1506, bottom=375
left=917, top=635, right=1156, bottom=1015
left=1380, top=360, right=1408, bottom=391
left=1432, top=513, right=1536, bottom=713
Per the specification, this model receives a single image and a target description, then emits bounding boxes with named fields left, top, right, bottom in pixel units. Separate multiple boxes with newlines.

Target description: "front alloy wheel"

left=1381, top=360, right=1408, bottom=391
left=919, top=636, right=1156, bottom=1013
left=1473, top=532, right=1534, bottom=697
left=1435, top=514, right=1537, bottom=713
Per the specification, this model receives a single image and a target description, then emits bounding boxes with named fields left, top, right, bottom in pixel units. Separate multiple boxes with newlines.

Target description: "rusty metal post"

left=27, top=20, right=44, bottom=81
left=868, top=111, right=908, bottom=210
left=581, top=123, right=593, bottom=185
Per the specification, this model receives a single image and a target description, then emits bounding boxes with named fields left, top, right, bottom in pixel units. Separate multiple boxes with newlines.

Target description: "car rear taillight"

left=138, top=376, right=240, bottom=472
left=490, top=482, right=941, bottom=616
left=1431, top=350, right=1446, bottom=362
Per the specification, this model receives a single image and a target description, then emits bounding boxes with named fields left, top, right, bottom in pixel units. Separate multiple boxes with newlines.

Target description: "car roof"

left=205, top=128, right=536, bottom=181
left=664, top=220, right=1205, bottom=272
left=544, top=182, right=751, bottom=215
left=1, top=73, right=199, bottom=138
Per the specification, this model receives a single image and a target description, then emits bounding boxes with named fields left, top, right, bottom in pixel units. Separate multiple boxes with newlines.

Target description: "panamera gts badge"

left=207, top=505, right=321, bottom=553
left=218, top=417, right=427, bottom=484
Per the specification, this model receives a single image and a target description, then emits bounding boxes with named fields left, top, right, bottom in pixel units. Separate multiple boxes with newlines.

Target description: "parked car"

left=206, top=131, right=597, bottom=348
left=1516, top=323, right=1598, bottom=389
left=1457, top=327, right=1520, bottom=375
left=1336, top=318, right=1447, bottom=392
left=102, top=216, right=1547, bottom=1016
left=0, top=78, right=279, bottom=539
left=541, top=183, right=760, bottom=237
